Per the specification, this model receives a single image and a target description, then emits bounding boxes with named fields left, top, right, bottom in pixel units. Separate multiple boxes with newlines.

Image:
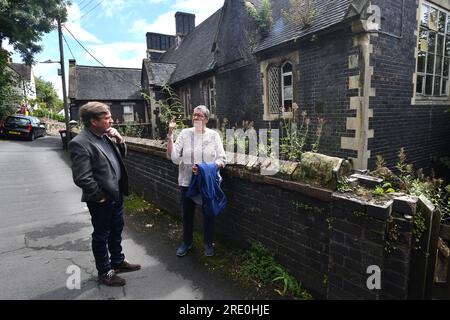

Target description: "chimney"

left=175, top=12, right=195, bottom=37
left=68, top=59, right=76, bottom=99
left=146, top=32, right=176, bottom=61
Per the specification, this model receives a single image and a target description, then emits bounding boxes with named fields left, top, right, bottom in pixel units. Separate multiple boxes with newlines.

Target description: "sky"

left=6, top=0, right=225, bottom=98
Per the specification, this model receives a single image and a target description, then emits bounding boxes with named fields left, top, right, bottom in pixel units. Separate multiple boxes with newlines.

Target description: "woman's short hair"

left=194, top=105, right=210, bottom=119
left=79, top=102, right=110, bottom=127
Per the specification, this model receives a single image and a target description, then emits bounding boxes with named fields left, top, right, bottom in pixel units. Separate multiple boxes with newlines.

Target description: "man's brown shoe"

left=98, top=270, right=126, bottom=286
left=113, top=260, right=141, bottom=274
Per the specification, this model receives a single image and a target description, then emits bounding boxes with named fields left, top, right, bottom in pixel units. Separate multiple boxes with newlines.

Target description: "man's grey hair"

left=194, top=105, right=210, bottom=118
left=79, top=101, right=110, bottom=127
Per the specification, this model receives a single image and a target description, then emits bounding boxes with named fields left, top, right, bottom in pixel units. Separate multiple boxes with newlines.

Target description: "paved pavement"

left=0, top=135, right=247, bottom=300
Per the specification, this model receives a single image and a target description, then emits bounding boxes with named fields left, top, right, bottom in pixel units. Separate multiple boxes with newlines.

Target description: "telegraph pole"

left=57, top=16, right=71, bottom=144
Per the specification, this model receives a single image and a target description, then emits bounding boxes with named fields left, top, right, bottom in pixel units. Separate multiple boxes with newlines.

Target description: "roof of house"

left=142, top=59, right=176, bottom=87
left=9, top=63, right=32, bottom=80
left=72, top=65, right=143, bottom=100
left=158, top=8, right=223, bottom=84
left=255, top=0, right=355, bottom=53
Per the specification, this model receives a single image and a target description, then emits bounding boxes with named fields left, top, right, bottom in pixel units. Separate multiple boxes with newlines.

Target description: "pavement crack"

left=0, top=246, right=27, bottom=256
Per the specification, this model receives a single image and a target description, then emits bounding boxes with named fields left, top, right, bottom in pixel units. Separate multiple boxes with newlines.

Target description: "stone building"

left=142, top=0, right=450, bottom=172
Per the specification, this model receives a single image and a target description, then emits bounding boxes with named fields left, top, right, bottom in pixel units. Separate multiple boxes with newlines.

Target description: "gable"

left=158, top=8, right=223, bottom=84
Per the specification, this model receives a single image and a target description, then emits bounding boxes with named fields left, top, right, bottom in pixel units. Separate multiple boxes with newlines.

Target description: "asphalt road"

left=0, top=135, right=247, bottom=300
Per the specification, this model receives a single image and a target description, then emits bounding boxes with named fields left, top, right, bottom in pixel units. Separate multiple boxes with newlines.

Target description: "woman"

left=166, top=105, right=226, bottom=257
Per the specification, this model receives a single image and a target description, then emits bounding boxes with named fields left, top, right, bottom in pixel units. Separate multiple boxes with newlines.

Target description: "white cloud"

left=128, top=0, right=224, bottom=37
left=64, top=22, right=102, bottom=44
left=1, top=38, right=15, bottom=53
left=148, top=0, right=170, bottom=4
left=33, top=63, right=65, bottom=99
left=32, top=41, right=146, bottom=99
left=85, top=42, right=147, bottom=68
left=173, top=0, right=224, bottom=16
left=130, top=11, right=176, bottom=36
left=100, top=0, right=129, bottom=17
left=65, top=3, right=102, bottom=44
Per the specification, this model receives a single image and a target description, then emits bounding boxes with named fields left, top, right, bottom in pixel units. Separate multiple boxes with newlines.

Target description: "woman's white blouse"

left=170, top=127, right=227, bottom=187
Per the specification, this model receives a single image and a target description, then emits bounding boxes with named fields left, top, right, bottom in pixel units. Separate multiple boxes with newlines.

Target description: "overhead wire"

left=62, top=24, right=142, bottom=90
left=79, top=0, right=95, bottom=12
left=62, top=32, right=76, bottom=60
left=80, top=0, right=105, bottom=20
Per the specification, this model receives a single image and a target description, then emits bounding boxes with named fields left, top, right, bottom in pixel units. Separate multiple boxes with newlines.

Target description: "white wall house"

left=8, top=62, right=37, bottom=110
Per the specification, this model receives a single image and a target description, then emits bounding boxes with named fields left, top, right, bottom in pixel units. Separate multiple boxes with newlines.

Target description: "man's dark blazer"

left=68, top=128, right=129, bottom=203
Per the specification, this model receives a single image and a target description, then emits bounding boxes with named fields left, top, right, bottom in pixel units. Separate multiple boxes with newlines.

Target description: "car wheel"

left=29, top=132, right=35, bottom=141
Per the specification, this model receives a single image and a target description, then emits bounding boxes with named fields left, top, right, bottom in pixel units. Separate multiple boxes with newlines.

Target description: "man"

left=69, top=101, right=140, bottom=286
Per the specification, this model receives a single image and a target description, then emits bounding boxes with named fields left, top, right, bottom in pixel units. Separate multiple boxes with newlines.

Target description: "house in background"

left=68, top=59, right=145, bottom=124
left=8, top=62, right=37, bottom=111
left=141, top=0, right=450, bottom=173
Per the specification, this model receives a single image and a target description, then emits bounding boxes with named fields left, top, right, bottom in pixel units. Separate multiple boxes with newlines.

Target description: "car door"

left=34, top=118, right=42, bottom=137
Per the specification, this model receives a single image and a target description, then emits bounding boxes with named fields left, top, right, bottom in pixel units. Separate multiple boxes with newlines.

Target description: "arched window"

left=281, top=62, right=293, bottom=111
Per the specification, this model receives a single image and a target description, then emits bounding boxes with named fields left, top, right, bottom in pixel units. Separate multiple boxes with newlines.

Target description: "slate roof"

left=158, top=8, right=223, bottom=85
left=142, top=59, right=176, bottom=86
left=255, top=0, right=355, bottom=53
left=73, top=65, right=143, bottom=100
left=9, top=63, right=32, bottom=80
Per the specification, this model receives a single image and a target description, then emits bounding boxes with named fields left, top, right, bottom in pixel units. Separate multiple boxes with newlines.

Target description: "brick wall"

left=123, top=138, right=418, bottom=299
left=369, top=0, right=450, bottom=170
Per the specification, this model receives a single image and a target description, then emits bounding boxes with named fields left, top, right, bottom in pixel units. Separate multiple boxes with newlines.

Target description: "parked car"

left=0, top=115, right=46, bottom=141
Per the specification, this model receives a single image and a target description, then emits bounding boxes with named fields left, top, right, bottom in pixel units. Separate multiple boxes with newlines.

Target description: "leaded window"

left=417, top=1, right=450, bottom=96
left=268, top=65, right=281, bottom=114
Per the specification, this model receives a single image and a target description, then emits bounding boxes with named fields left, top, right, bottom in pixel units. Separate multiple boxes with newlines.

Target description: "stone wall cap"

left=418, top=194, right=436, bottom=213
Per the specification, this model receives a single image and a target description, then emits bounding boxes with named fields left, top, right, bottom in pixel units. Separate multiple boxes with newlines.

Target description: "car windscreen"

left=6, top=117, right=30, bottom=126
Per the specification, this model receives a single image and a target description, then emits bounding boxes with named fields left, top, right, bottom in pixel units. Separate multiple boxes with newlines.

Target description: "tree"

left=35, top=76, right=62, bottom=111
left=0, top=0, right=69, bottom=118
left=0, top=49, right=19, bottom=119
left=0, top=0, right=70, bottom=64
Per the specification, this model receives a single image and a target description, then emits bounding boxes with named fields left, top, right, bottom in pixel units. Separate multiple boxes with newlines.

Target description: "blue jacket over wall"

left=185, top=163, right=227, bottom=216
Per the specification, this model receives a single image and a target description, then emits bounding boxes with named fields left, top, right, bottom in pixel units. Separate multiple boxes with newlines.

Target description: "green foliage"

left=246, top=0, right=273, bottom=36
left=282, top=0, right=315, bottom=29
left=373, top=182, right=395, bottom=197
left=393, top=148, right=450, bottom=223
left=240, top=241, right=278, bottom=284
left=396, top=148, right=414, bottom=189
left=124, top=194, right=152, bottom=214
left=141, top=85, right=188, bottom=140
left=272, top=266, right=312, bottom=299
left=31, top=108, right=65, bottom=122
left=34, top=77, right=62, bottom=110
left=336, top=178, right=354, bottom=193
left=240, top=241, right=312, bottom=299
left=385, top=222, right=400, bottom=253
left=279, top=105, right=325, bottom=161
left=413, top=211, right=427, bottom=250
left=0, top=49, right=19, bottom=119
left=0, top=0, right=69, bottom=64
left=375, top=154, right=385, bottom=170
left=114, top=123, right=144, bottom=138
